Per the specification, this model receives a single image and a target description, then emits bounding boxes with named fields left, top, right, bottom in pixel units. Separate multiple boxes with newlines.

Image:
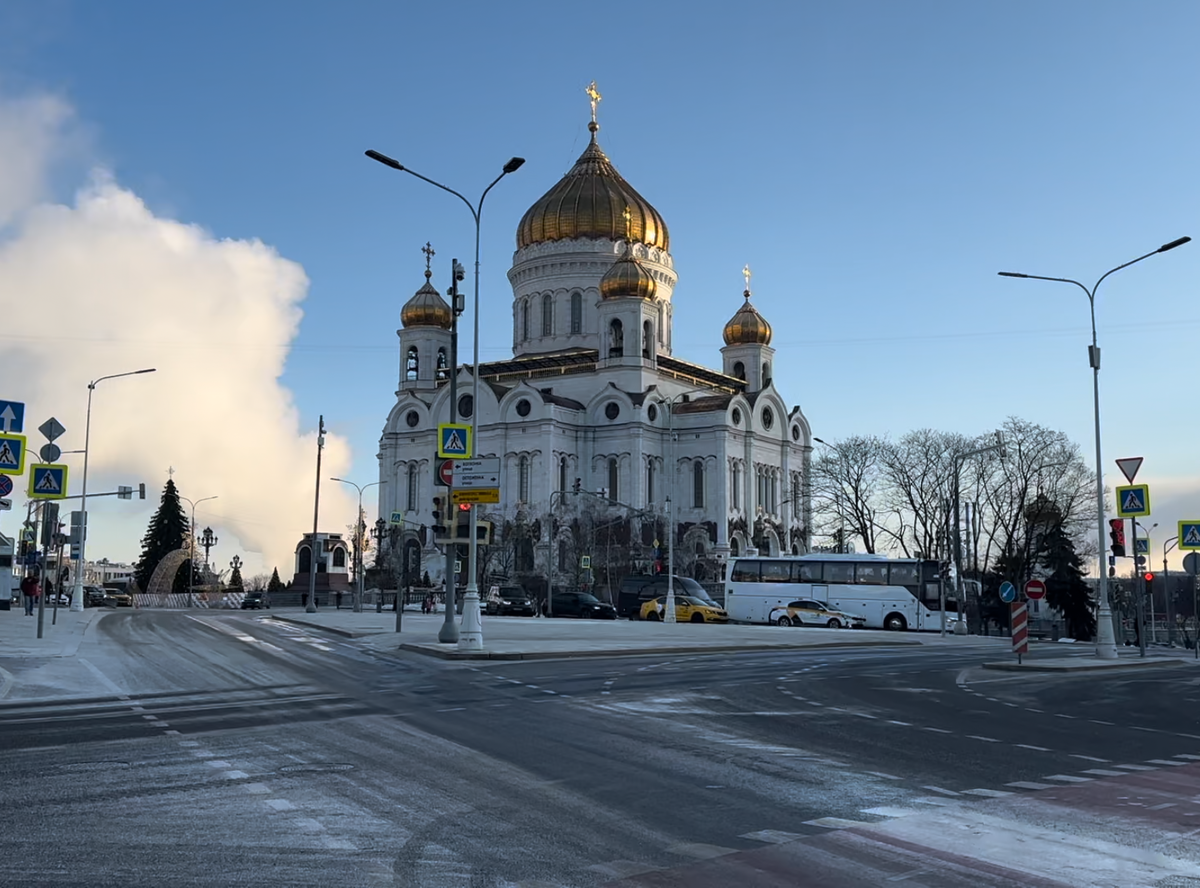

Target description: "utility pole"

left=306, top=416, right=325, bottom=614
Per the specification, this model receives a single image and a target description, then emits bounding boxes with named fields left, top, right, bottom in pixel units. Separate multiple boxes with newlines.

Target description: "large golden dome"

left=517, top=123, right=669, bottom=251
left=401, top=269, right=452, bottom=330
left=599, top=243, right=658, bottom=301
left=723, top=291, right=772, bottom=345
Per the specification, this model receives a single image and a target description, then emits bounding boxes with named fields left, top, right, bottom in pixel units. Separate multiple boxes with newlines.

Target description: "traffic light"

left=1144, top=572, right=1155, bottom=583
left=431, top=496, right=443, bottom=526
left=1109, top=518, right=1126, bottom=557
left=573, top=477, right=581, bottom=493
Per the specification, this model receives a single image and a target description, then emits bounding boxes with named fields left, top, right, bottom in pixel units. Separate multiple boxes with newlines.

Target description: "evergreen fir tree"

left=267, top=568, right=284, bottom=593
left=134, top=480, right=191, bottom=593
left=1043, top=525, right=1097, bottom=641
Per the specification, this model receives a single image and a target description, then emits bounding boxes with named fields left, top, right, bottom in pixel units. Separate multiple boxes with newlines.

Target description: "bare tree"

left=811, top=435, right=887, bottom=554
left=878, top=429, right=968, bottom=559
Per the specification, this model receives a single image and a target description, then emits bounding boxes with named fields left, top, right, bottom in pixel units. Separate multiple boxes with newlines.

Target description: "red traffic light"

left=1144, top=572, right=1155, bottom=582
left=458, top=503, right=471, bottom=511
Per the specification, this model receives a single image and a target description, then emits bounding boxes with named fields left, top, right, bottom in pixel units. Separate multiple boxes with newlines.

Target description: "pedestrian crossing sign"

left=28, top=463, right=68, bottom=499
left=437, top=423, right=471, bottom=459
left=0, top=432, right=27, bottom=475
left=1179, top=521, right=1200, bottom=551
left=1115, top=484, right=1150, bottom=518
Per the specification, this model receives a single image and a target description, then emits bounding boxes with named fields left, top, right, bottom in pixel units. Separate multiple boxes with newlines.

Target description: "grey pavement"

left=0, top=604, right=104, bottom=659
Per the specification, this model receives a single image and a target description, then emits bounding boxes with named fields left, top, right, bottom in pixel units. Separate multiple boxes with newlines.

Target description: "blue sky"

left=0, top=1, right=1197, bottom=572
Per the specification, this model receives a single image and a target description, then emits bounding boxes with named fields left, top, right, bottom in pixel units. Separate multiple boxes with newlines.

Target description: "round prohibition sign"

left=0, top=474, right=11, bottom=497
left=1024, top=579, right=1047, bottom=600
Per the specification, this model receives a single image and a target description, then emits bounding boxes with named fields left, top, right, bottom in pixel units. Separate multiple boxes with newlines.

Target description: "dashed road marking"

left=741, top=829, right=804, bottom=844
left=1069, top=754, right=1110, bottom=763
left=1113, top=764, right=1158, bottom=771
left=1043, top=774, right=1092, bottom=783
left=1175, top=754, right=1200, bottom=761
left=1081, top=769, right=1130, bottom=777
left=265, top=799, right=295, bottom=811
left=923, top=727, right=952, bottom=734
left=804, top=817, right=875, bottom=829
left=921, top=786, right=961, bottom=796
left=967, top=735, right=1000, bottom=743
left=1006, top=781, right=1055, bottom=790
left=224, top=770, right=249, bottom=779
left=961, top=788, right=1014, bottom=798
left=1146, top=758, right=1189, bottom=766
left=1016, top=743, right=1051, bottom=752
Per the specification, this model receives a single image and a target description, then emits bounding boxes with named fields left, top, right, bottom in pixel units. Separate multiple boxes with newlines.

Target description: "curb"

left=396, top=639, right=922, bottom=661
left=268, top=615, right=368, bottom=639
left=981, top=657, right=1190, bottom=673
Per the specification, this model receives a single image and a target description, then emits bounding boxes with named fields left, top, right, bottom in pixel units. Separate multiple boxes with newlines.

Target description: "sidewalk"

left=982, top=651, right=1194, bottom=672
left=265, top=607, right=1006, bottom=661
left=0, top=606, right=104, bottom=660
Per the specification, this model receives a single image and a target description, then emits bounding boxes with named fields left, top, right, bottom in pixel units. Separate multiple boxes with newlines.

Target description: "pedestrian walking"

left=20, top=573, right=40, bottom=616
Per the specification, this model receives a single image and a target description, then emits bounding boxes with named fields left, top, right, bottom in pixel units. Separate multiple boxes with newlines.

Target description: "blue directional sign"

left=1179, top=521, right=1200, bottom=551
left=0, top=433, right=27, bottom=475
left=1115, top=484, right=1151, bottom=518
left=437, top=423, right=472, bottom=459
left=28, top=463, right=68, bottom=500
left=0, top=400, right=25, bottom=434
left=999, top=581, right=1017, bottom=603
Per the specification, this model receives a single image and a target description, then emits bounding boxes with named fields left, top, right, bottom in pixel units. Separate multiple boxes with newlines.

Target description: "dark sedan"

left=240, top=591, right=269, bottom=610
left=486, top=586, right=536, bottom=616
left=548, top=591, right=617, bottom=619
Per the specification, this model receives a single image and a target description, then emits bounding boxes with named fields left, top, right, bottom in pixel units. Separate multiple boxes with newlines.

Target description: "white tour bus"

left=725, top=553, right=955, bottom=631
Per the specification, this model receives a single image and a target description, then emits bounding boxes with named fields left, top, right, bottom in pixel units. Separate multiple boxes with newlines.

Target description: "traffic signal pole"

left=438, top=259, right=462, bottom=644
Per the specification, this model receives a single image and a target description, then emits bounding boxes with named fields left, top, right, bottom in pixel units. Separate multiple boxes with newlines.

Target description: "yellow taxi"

left=640, top=595, right=729, bottom=623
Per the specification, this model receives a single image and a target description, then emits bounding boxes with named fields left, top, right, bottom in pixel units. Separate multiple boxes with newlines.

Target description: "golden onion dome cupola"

left=722, top=265, right=773, bottom=345
left=400, top=242, right=453, bottom=330
left=516, top=81, right=669, bottom=251
left=600, top=208, right=659, bottom=301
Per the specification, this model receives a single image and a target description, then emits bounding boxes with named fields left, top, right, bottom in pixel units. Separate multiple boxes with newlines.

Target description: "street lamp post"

left=999, top=235, right=1190, bottom=659
left=1163, top=535, right=1180, bottom=648
left=365, top=148, right=524, bottom=652
left=307, top=416, right=325, bottom=614
left=331, top=478, right=380, bottom=614
left=70, top=368, right=156, bottom=611
left=179, top=495, right=218, bottom=608
left=657, top=391, right=707, bottom=624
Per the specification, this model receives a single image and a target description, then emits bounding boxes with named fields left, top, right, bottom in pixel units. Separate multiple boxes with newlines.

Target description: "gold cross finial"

left=742, top=264, right=752, bottom=295
left=421, top=241, right=435, bottom=279
left=586, top=80, right=602, bottom=124
left=167, top=465, right=175, bottom=479
left=622, top=206, right=632, bottom=242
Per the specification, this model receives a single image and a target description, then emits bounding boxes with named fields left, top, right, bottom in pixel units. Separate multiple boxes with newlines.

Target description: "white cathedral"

left=378, top=96, right=813, bottom=593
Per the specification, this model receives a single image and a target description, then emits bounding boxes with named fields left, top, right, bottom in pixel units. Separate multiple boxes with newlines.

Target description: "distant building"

left=377, top=95, right=813, bottom=593
left=290, top=532, right=351, bottom=592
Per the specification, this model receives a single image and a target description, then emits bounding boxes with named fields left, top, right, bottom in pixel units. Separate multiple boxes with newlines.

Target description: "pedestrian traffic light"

left=1109, top=518, right=1126, bottom=557
left=431, top=496, right=443, bottom=526
left=1144, top=572, right=1154, bottom=583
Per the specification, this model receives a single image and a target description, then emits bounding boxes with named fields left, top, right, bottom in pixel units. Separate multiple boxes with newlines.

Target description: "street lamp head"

left=365, top=149, right=403, bottom=171
left=997, top=272, right=1029, bottom=278
left=1158, top=236, right=1191, bottom=253
left=502, top=157, right=526, bottom=174
left=813, top=436, right=827, bottom=444
left=135, top=368, right=157, bottom=375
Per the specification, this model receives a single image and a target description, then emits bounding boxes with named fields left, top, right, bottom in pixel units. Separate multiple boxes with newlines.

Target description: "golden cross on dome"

left=421, top=241, right=435, bottom=276
left=743, top=264, right=752, bottom=295
left=622, top=206, right=632, bottom=242
left=586, top=80, right=602, bottom=124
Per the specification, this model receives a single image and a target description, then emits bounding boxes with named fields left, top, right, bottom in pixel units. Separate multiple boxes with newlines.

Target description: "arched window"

left=332, top=547, right=346, bottom=569
left=733, top=361, right=745, bottom=380
left=521, top=299, right=530, bottom=340
left=519, top=455, right=531, bottom=503
left=607, top=458, right=619, bottom=502
left=542, top=294, right=553, bottom=336
left=762, top=361, right=771, bottom=385
left=405, top=347, right=419, bottom=381
left=792, top=474, right=801, bottom=512
left=646, top=459, right=655, bottom=505
left=608, top=319, right=623, bottom=358
left=730, top=538, right=740, bottom=556
left=570, top=292, right=583, bottom=334
left=436, top=348, right=448, bottom=380
left=406, top=464, right=417, bottom=512
left=693, top=460, right=705, bottom=508
left=298, top=545, right=311, bottom=575
left=731, top=462, right=740, bottom=510
left=657, top=303, right=665, bottom=343
left=559, top=456, right=568, bottom=493
left=642, top=320, right=653, bottom=359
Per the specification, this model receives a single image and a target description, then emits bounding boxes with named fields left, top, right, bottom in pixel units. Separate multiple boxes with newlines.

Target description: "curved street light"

left=365, top=148, right=524, bottom=650
left=331, top=478, right=380, bottom=614
left=999, top=235, right=1190, bottom=659
left=178, top=494, right=217, bottom=607
left=70, top=368, right=157, bottom=611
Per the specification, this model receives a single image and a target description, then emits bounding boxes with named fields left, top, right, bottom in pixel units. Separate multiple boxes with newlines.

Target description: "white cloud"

left=0, top=88, right=354, bottom=578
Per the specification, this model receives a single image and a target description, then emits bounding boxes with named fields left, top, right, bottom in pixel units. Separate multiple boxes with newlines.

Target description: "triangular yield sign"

left=1116, top=457, right=1143, bottom=484
left=1122, top=489, right=1143, bottom=511
left=1185, top=526, right=1200, bottom=546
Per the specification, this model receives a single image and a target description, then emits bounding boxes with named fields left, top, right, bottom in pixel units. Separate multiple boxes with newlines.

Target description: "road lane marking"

left=923, top=727, right=952, bottom=734
left=223, top=770, right=249, bottom=779
left=1113, top=764, right=1158, bottom=771
left=803, top=817, right=876, bottom=829
left=961, top=789, right=1014, bottom=798
left=1043, top=774, right=1092, bottom=783
left=1175, top=754, right=1200, bottom=760
left=206, top=761, right=232, bottom=768
left=1146, top=759, right=1189, bottom=766
left=1070, top=754, right=1110, bottom=762
left=921, top=786, right=961, bottom=796
left=244, top=783, right=270, bottom=793
left=741, top=829, right=804, bottom=844
left=1016, top=744, right=1051, bottom=752
left=1081, top=769, right=1130, bottom=777
left=265, top=799, right=295, bottom=810
left=968, top=735, right=1000, bottom=743
left=1006, top=781, right=1055, bottom=790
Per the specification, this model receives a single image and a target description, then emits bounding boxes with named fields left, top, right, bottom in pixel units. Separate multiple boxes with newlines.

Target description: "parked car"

left=103, top=588, right=134, bottom=607
left=485, top=585, right=536, bottom=616
left=240, top=591, right=269, bottom=610
left=769, top=599, right=865, bottom=629
left=639, top=595, right=729, bottom=623
left=548, top=591, right=617, bottom=619
left=619, top=575, right=720, bottom=619
left=84, top=585, right=108, bottom=608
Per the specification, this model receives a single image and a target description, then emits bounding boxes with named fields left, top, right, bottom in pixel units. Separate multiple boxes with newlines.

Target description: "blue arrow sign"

left=999, top=581, right=1017, bottom=603
left=0, top=400, right=24, bottom=434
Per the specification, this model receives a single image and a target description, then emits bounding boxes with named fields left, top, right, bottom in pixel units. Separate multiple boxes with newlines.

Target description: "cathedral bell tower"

left=720, top=266, right=775, bottom=392
left=397, top=243, right=453, bottom=393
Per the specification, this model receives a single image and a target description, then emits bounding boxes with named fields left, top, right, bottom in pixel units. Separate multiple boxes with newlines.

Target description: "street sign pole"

left=1011, top=600, right=1028, bottom=664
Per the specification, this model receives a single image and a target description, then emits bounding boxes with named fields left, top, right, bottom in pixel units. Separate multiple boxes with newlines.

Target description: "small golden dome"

left=723, top=291, right=772, bottom=345
left=600, top=243, right=658, bottom=301
left=401, top=269, right=452, bottom=330
left=517, top=124, right=670, bottom=251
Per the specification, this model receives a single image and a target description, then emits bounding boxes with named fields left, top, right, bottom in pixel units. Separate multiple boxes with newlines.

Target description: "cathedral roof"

left=722, top=290, right=772, bottom=346
left=516, top=122, right=669, bottom=251
left=401, top=268, right=452, bottom=330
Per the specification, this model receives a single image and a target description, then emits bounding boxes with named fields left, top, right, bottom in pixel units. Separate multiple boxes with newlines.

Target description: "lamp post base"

left=952, top=621, right=968, bottom=636
left=1094, top=604, right=1118, bottom=659
left=457, top=591, right=484, bottom=651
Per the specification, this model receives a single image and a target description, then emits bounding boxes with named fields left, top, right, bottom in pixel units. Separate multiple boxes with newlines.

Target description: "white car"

left=768, top=599, right=866, bottom=629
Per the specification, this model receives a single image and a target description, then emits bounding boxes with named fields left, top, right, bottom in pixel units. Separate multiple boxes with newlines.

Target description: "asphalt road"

left=1, top=611, right=1198, bottom=887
